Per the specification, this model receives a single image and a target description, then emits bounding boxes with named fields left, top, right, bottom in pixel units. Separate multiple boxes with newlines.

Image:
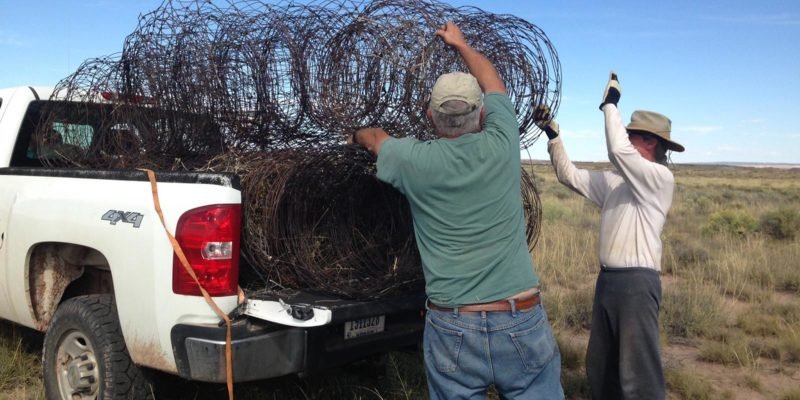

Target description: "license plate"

left=344, top=315, right=385, bottom=339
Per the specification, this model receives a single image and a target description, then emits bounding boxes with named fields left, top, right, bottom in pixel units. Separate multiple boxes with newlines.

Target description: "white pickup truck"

left=0, top=86, right=424, bottom=399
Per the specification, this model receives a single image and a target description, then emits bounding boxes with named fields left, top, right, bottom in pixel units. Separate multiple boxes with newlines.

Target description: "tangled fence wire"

left=208, top=147, right=542, bottom=298
left=33, top=0, right=557, bottom=298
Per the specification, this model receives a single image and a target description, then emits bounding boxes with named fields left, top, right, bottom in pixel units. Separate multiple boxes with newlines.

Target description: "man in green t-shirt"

left=351, top=22, right=563, bottom=399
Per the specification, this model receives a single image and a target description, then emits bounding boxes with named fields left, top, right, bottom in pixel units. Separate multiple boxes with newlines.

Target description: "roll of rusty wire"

left=207, top=146, right=423, bottom=298
left=521, top=167, right=542, bottom=252
left=43, top=0, right=560, bottom=163
left=206, top=147, right=541, bottom=299
left=35, top=0, right=555, bottom=298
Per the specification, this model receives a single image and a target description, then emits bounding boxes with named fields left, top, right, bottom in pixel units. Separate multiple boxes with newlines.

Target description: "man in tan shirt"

left=537, top=72, right=684, bottom=399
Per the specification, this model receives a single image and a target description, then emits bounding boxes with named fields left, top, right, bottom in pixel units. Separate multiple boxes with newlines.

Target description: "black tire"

left=42, top=294, right=154, bottom=400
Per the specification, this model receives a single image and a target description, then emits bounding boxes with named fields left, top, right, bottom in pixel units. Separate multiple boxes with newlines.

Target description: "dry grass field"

left=1, top=163, right=799, bottom=399
left=532, top=162, right=800, bottom=400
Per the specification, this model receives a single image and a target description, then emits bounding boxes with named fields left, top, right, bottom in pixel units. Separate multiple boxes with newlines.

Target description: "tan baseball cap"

left=429, top=72, right=483, bottom=115
left=626, top=110, right=685, bottom=152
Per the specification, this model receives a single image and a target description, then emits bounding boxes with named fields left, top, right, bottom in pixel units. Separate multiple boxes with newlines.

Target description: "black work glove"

left=534, top=105, right=560, bottom=140
left=599, top=71, right=621, bottom=110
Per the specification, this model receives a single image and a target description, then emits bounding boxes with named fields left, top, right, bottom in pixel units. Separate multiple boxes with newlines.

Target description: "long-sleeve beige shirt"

left=547, top=105, right=674, bottom=271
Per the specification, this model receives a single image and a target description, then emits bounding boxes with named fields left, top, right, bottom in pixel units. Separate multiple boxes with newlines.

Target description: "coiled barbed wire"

left=202, top=147, right=541, bottom=298
left=32, top=0, right=556, bottom=298
left=40, top=0, right=560, bottom=163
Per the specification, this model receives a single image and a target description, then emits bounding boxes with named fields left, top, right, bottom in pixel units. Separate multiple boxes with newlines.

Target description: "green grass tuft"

left=665, top=367, right=714, bottom=400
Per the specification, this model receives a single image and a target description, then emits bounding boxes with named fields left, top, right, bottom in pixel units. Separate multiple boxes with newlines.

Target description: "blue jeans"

left=424, top=301, right=564, bottom=400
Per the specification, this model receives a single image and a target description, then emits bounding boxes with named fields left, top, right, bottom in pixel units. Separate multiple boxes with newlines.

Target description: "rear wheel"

left=43, top=294, right=153, bottom=399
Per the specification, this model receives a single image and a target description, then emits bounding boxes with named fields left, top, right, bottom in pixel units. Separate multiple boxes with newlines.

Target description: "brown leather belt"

left=429, top=293, right=540, bottom=313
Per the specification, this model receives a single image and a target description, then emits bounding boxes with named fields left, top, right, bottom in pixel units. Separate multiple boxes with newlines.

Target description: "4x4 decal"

left=101, top=210, right=144, bottom=228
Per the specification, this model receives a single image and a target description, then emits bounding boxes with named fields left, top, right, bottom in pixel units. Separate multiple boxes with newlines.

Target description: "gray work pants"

left=586, top=266, right=664, bottom=400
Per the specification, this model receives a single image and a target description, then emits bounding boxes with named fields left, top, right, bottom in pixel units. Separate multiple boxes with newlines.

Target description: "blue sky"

left=1, top=1, right=798, bottom=164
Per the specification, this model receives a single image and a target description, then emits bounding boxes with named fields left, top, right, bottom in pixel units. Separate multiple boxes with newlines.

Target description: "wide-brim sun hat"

left=626, top=110, right=685, bottom=152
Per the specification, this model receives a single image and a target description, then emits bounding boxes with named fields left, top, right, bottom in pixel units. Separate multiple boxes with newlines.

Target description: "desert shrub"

left=549, top=184, right=575, bottom=200
left=0, top=337, right=42, bottom=395
left=781, top=333, right=800, bottom=363
left=561, top=370, right=591, bottom=399
left=759, top=208, right=800, bottom=240
left=748, top=337, right=782, bottom=361
left=742, top=374, right=763, bottom=391
left=714, top=186, right=737, bottom=203
left=676, top=245, right=710, bottom=265
left=703, top=209, right=758, bottom=236
left=777, top=270, right=800, bottom=293
left=662, top=283, right=725, bottom=338
left=746, top=266, right=776, bottom=291
left=761, top=302, right=800, bottom=326
left=663, top=236, right=710, bottom=273
left=665, top=368, right=714, bottom=400
left=383, top=352, right=429, bottom=399
left=685, top=193, right=714, bottom=212
left=781, top=388, right=800, bottom=400
left=737, top=302, right=800, bottom=363
left=736, top=311, right=782, bottom=337
left=0, top=322, right=44, bottom=396
left=717, top=279, right=766, bottom=303
left=533, top=224, right=598, bottom=290
left=770, top=244, right=800, bottom=292
left=549, top=288, right=594, bottom=331
left=541, top=202, right=574, bottom=222
left=742, top=302, right=800, bottom=363
left=701, top=240, right=774, bottom=301
left=555, top=335, right=584, bottom=369
left=699, top=334, right=759, bottom=367
left=698, top=341, right=749, bottom=366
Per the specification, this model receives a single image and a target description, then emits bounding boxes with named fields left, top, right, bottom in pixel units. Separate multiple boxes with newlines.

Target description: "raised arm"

left=435, top=22, right=506, bottom=95
left=599, top=73, right=668, bottom=203
left=535, top=106, right=609, bottom=206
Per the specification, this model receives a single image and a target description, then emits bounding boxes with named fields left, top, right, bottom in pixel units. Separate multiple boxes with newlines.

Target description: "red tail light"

left=173, top=204, right=241, bottom=296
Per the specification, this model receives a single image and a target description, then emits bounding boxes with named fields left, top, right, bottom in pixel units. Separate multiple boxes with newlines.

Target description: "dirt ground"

left=666, top=340, right=800, bottom=399
left=558, top=281, right=800, bottom=400
left=559, top=330, right=800, bottom=400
